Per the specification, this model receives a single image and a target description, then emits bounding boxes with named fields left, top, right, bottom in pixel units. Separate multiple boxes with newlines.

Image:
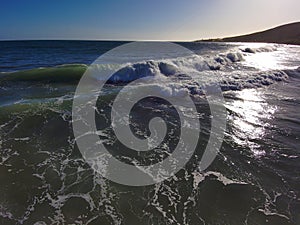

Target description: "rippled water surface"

left=0, top=41, right=299, bottom=224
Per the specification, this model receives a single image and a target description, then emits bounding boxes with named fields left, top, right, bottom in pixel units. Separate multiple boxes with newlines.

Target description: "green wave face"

left=0, top=64, right=87, bottom=83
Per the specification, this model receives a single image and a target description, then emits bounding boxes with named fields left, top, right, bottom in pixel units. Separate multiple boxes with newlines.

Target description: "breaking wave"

left=1, top=48, right=297, bottom=95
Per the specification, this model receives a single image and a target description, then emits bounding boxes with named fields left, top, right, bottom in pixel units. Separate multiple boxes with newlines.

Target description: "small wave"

left=220, top=70, right=289, bottom=91
left=242, top=46, right=277, bottom=54
left=0, top=64, right=87, bottom=83
left=104, top=52, right=244, bottom=83
left=0, top=50, right=294, bottom=94
left=0, top=50, right=245, bottom=85
left=284, top=66, right=300, bottom=78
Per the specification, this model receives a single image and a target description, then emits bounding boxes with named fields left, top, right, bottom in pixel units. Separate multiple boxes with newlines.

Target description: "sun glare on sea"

left=226, top=89, right=276, bottom=157
left=243, top=52, right=280, bottom=71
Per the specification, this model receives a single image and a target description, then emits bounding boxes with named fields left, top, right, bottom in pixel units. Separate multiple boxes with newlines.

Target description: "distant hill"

left=197, top=22, right=300, bottom=45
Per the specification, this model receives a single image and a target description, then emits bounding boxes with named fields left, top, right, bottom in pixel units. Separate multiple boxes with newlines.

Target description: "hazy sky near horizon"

left=1, top=0, right=299, bottom=41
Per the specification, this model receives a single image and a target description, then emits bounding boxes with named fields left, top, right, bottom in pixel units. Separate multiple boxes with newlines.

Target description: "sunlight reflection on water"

left=226, top=89, right=276, bottom=157
left=243, top=52, right=281, bottom=71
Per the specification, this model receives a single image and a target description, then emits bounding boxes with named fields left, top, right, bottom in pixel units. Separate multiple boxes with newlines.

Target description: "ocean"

left=0, top=40, right=299, bottom=225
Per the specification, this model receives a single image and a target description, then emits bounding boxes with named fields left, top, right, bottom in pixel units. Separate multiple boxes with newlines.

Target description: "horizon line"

left=0, top=38, right=193, bottom=42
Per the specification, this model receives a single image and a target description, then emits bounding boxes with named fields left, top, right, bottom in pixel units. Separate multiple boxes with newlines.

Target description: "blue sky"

left=1, top=0, right=299, bottom=41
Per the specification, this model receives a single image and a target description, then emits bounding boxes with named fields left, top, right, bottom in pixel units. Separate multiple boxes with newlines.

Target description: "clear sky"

left=1, top=0, right=299, bottom=41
